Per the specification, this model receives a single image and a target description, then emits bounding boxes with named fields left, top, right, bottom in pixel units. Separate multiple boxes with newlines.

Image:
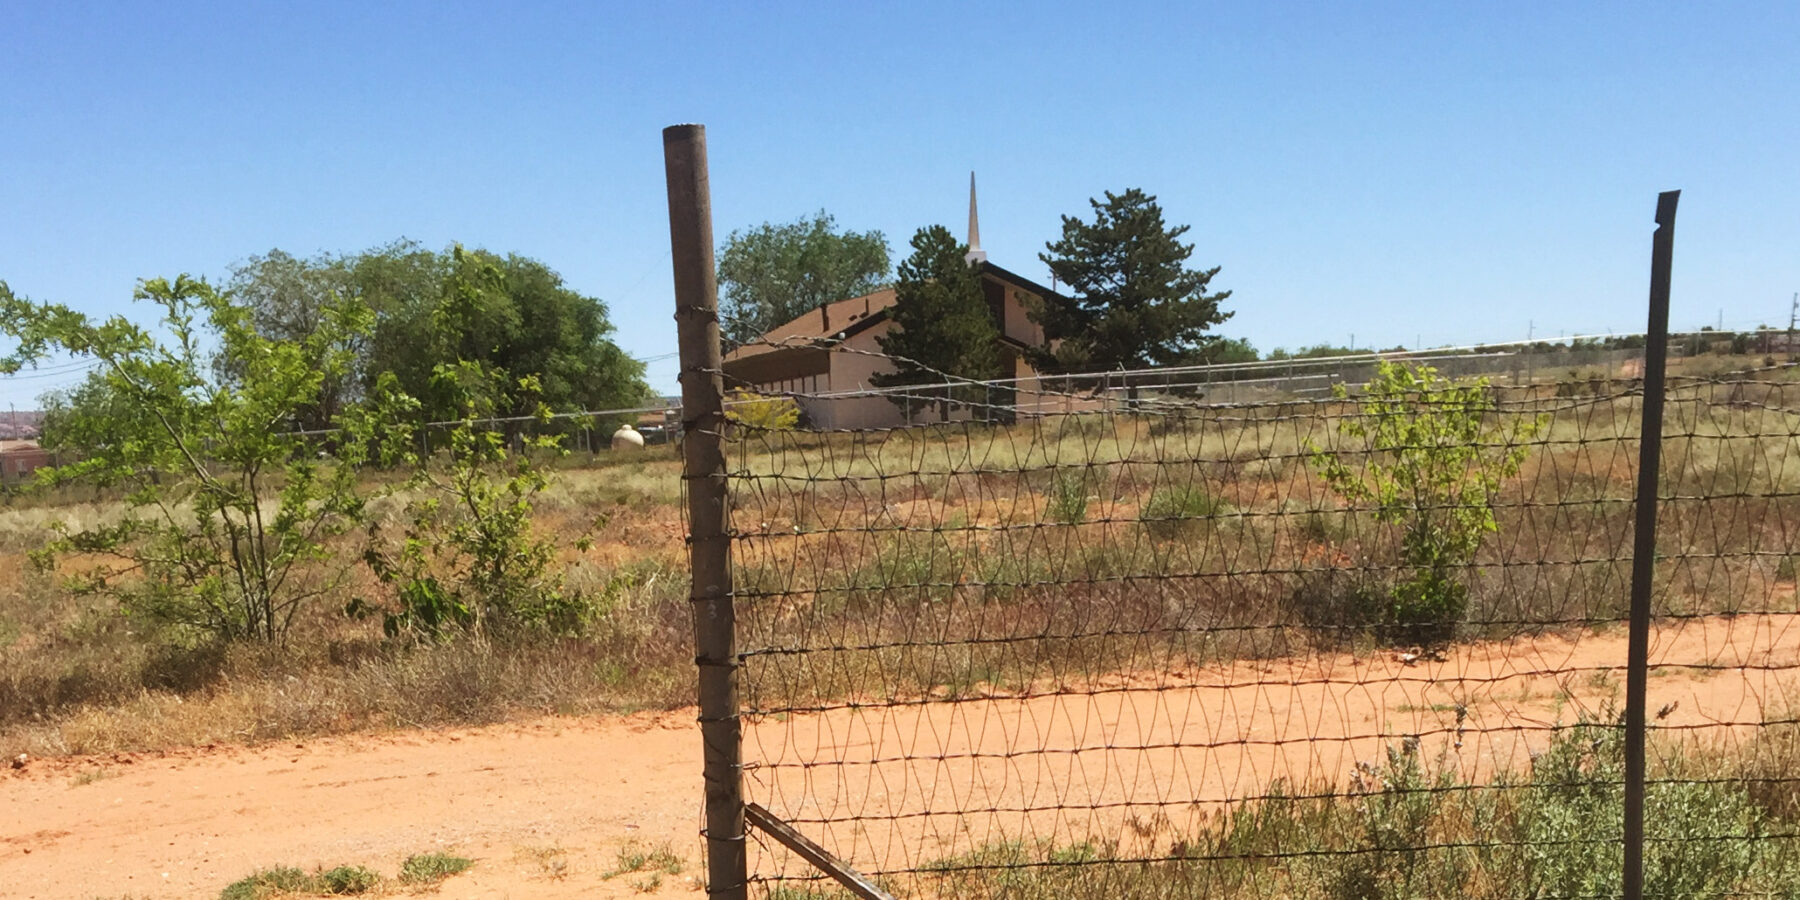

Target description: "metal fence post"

left=663, top=123, right=747, bottom=900
left=1624, top=189, right=1678, bottom=900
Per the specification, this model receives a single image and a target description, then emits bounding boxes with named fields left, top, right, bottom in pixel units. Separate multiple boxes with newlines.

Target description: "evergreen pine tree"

left=872, top=225, right=1000, bottom=420
left=1031, top=188, right=1233, bottom=375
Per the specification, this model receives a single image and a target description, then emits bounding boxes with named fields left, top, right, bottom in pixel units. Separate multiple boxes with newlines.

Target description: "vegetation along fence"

left=666, top=135, right=1799, bottom=899
left=715, top=355, right=1800, bottom=897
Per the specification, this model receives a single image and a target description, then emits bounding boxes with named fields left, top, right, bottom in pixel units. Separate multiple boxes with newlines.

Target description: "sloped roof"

left=721, top=262, right=1067, bottom=365
left=724, top=288, right=897, bottom=362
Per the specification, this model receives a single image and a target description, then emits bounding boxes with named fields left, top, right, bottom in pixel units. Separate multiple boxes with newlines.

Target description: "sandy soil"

left=5, top=613, right=1798, bottom=899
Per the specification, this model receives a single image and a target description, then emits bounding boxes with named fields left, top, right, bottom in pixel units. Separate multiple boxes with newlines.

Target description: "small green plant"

left=217, top=866, right=314, bottom=900
left=397, top=851, right=473, bottom=885
left=1309, top=361, right=1544, bottom=644
left=1141, top=482, right=1226, bottom=539
left=1046, top=468, right=1094, bottom=525
left=605, top=840, right=685, bottom=880
left=726, top=390, right=801, bottom=431
left=316, top=865, right=380, bottom=894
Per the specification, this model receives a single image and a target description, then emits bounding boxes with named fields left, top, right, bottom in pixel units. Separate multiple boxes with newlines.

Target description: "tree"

left=1307, top=361, right=1545, bottom=644
left=871, top=226, right=1000, bottom=419
left=230, top=242, right=648, bottom=425
left=0, top=276, right=412, bottom=642
left=227, top=240, right=445, bottom=431
left=1031, top=188, right=1234, bottom=375
left=378, top=246, right=649, bottom=423
left=716, top=211, right=890, bottom=348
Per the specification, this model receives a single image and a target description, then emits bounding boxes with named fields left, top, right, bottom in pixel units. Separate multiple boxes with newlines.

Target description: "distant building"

left=0, top=439, right=51, bottom=487
left=721, top=175, right=1067, bottom=429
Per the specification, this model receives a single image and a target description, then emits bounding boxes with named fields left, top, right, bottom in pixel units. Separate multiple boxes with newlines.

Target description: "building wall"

left=0, top=444, right=51, bottom=486
left=805, top=323, right=909, bottom=430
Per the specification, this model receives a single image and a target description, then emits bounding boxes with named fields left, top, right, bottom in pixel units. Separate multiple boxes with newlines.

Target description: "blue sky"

left=2, top=1, right=1796, bottom=406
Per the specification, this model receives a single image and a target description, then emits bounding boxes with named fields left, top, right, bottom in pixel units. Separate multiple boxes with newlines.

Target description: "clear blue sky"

left=3, top=1, right=1796, bottom=406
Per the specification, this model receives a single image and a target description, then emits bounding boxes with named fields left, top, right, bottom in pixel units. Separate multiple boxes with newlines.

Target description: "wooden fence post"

left=663, top=123, right=747, bottom=900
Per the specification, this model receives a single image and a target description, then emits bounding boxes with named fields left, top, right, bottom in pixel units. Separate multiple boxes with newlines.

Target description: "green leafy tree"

left=1308, top=361, right=1544, bottom=643
left=227, top=240, right=444, bottom=431
left=380, top=246, right=649, bottom=423
left=230, top=242, right=647, bottom=425
left=1031, top=188, right=1235, bottom=375
left=1268, top=344, right=1359, bottom=361
left=1198, top=336, right=1259, bottom=365
left=871, top=225, right=1001, bottom=419
left=0, top=276, right=413, bottom=642
left=716, top=210, right=890, bottom=348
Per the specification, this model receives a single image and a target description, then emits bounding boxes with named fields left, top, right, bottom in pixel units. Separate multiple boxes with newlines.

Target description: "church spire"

left=965, top=171, right=988, bottom=264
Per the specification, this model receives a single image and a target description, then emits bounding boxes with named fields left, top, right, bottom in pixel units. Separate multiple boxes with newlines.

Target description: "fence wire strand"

left=721, top=349, right=1800, bottom=898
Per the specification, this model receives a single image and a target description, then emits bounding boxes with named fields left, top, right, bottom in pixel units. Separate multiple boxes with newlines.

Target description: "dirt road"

left=5, top=613, right=1797, bottom=898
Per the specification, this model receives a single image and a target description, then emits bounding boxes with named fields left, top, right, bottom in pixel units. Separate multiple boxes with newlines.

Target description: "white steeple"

left=965, top=171, right=988, bottom=265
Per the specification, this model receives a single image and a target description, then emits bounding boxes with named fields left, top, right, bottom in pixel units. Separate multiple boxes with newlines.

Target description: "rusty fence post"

left=1624, top=189, right=1678, bottom=900
left=663, top=123, right=747, bottom=900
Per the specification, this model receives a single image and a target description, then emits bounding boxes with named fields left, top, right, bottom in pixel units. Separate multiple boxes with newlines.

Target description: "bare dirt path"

left=4, top=614, right=1797, bottom=899
left=2, top=714, right=704, bottom=899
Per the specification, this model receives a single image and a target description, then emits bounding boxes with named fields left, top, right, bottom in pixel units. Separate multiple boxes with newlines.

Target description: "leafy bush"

left=316, top=865, right=381, bottom=894
left=726, top=390, right=801, bottom=431
left=357, top=364, right=598, bottom=639
left=1308, top=361, right=1544, bottom=644
left=0, top=276, right=412, bottom=643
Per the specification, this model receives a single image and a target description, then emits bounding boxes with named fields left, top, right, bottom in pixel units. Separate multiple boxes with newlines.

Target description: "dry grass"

left=6, top=367, right=1800, bottom=759
left=0, top=449, right=694, bottom=757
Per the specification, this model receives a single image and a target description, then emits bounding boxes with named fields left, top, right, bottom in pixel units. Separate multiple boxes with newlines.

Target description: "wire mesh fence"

left=719, top=350, right=1800, bottom=898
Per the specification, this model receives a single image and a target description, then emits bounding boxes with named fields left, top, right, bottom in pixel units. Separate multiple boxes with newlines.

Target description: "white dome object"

left=611, top=423, right=646, bottom=450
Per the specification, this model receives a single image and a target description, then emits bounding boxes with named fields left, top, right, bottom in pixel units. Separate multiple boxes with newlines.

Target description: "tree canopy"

left=871, top=225, right=1000, bottom=417
left=227, top=242, right=647, bottom=423
left=716, top=210, right=890, bottom=348
left=1030, top=188, right=1234, bottom=373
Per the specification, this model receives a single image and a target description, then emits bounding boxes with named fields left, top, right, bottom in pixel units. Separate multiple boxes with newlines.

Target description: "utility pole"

left=1788, top=292, right=1797, bottom=364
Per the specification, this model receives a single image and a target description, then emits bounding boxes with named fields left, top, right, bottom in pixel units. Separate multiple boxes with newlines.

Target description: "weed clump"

left=1141, top=483, right=1226, bottom=539
left=398, top=851, right=474, bottom=884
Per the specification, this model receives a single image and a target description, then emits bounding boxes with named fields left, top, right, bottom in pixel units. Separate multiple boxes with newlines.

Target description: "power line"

left=0, top=361, right=102, bottom=381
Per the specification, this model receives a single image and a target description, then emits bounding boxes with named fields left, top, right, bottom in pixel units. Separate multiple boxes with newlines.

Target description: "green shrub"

left=398, top=851, right=474, bottom=884
left=1, top=277, right=413, bottom=643
left=316, top=865, right=380, bottom=894
left=357, top=365, right=601, bottom=639
left=1046, top=468, right=1095, bottom=525
left=727, top=390, right=802, bottom=431
left=218, top=866, right=313, bottom=900
left=1308, top=361, right=1544, bottom=644
left=1142, top=483, right=1226, bottom=539
left=912, top=718, right=1796, bottom=899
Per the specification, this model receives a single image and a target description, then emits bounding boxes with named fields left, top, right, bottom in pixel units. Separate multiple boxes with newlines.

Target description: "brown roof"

left=720, top=262, right=1066, bottom=364
left=724, top=288, right=898, bottom=362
